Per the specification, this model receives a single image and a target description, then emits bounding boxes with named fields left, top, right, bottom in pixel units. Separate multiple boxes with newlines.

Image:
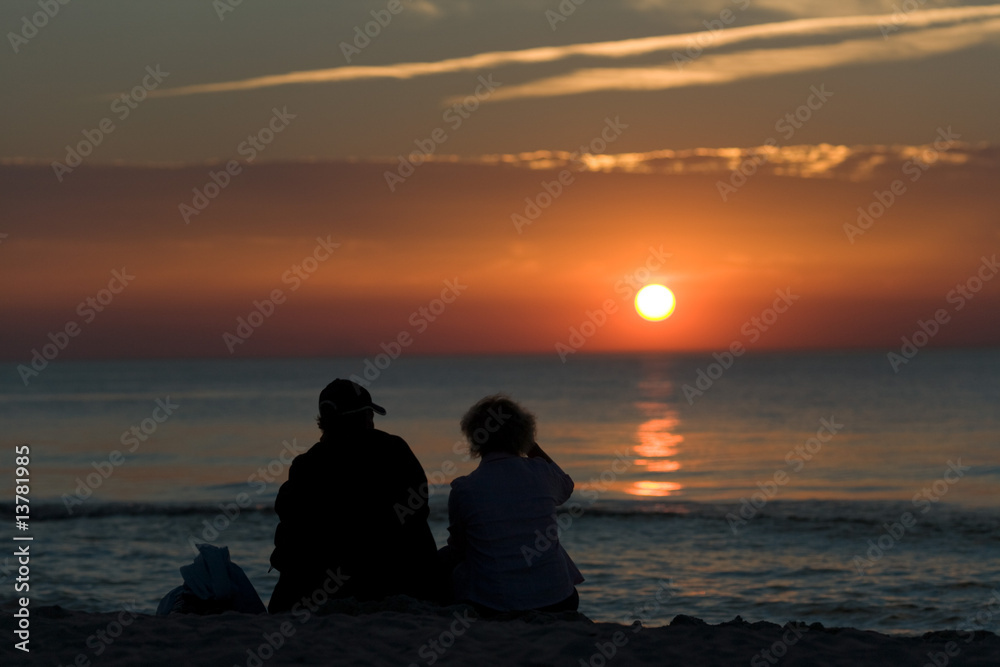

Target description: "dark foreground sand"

left=3, top=598, right=999, bottom=666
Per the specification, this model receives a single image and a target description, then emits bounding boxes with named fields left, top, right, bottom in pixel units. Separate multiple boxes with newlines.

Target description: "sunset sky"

left=2, top=0, right=999, bottom=361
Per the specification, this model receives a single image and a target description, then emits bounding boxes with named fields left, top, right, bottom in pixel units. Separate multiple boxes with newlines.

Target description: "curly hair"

left=460, top=394, right=536, bottom=458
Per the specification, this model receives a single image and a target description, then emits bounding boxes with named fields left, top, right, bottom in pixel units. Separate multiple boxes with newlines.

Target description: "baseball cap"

left=318, top=379, right=386, bottom=417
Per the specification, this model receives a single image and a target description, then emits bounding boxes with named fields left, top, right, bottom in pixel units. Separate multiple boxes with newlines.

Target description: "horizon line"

left=1, top=345, right=996, bottom=366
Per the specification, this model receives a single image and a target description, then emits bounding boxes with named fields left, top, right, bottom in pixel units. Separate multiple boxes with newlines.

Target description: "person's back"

left=268, top=380, right=437, bottom=613
left=445, top=395, right=583, bottom=613
left=449, top=452, right=580, bottom=611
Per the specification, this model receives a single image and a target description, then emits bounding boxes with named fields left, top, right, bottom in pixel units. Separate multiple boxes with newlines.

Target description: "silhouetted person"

left=267, top=379, right=438, bottom=613
left=444, top=394, right=584, bottom=613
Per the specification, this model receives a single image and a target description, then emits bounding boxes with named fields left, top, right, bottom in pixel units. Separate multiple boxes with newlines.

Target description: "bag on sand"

left=156, top=543, right=266, bottom=615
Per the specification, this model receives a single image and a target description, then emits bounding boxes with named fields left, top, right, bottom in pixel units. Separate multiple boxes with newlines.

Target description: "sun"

left=635, top=284, right=676, bottom=321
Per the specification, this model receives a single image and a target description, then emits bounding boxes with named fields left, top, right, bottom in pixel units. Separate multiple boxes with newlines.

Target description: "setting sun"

left=635, top=284, right=676, bottom=321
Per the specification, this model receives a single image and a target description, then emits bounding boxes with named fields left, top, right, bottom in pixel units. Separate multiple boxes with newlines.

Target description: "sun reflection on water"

left=627, top=391, right=685, bottom=497
left=626, top=480, right=684, bottom=496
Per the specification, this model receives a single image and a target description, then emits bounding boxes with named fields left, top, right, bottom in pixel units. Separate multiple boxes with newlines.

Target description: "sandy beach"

left=4, top=597, right=999, bottom=667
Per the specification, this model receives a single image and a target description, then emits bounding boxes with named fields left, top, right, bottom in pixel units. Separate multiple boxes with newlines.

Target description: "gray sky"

left=3, top=0, right=999, bottom=164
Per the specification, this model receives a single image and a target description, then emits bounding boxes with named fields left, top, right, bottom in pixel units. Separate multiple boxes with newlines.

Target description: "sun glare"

left=635, top=284, right=676, bottom=321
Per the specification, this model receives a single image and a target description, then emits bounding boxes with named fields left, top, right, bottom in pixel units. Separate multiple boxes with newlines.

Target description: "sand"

left=3, top=597, right=999, bottom=666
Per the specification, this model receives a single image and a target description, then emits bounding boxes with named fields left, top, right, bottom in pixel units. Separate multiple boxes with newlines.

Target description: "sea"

left=1, top=351, right=998, bottom=635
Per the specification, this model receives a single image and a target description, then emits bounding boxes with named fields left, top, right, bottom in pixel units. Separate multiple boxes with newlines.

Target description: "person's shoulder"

left=369, top=428, right=410, bottom=448
left=300, top=440, right=323, bottom=455
left=365, top=429, right=420, bottom=464
left=371, top=427, right=404, bottom=439
left=285, top=441, right=323, bottom=473
left=448, top=473, right=473, bottom=505
left=286, top=440, right=321, bottom=464
left=522, top=456, right=561, bottom=474
left=525, top=456, right=574, bottom=484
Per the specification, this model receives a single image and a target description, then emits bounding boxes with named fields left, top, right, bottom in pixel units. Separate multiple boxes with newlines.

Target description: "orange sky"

left=3, top=2, right=999, bottom=362
left=2, top=148, right=998, bottom=361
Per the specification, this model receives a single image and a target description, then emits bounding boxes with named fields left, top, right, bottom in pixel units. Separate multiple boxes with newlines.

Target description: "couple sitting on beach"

left=266, top=379, right=584, bottom=615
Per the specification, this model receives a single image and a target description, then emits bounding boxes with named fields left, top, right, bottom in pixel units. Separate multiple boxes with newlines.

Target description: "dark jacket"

left=267, top=427, right=438, bottom=612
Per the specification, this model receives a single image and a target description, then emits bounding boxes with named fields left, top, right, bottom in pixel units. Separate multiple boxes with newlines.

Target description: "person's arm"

left=390, top=435, right=431, bottom=525
left=270, top=461, right=306, bottom=572
left=445, top=484, right=467, bottom=557
left=526, top=441, right=555, bottom=464
left=527, top=442, right=574, bottom=503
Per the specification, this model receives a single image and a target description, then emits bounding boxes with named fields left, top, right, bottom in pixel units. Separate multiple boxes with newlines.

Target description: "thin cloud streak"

left=483, top=18, right=1000, bottom=102
left=149, top=5, right=1000, bottom=99
left=438, top=142, right=992, bottom=181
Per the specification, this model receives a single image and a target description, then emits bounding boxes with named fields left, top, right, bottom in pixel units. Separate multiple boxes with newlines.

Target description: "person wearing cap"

left=267, top=379, right=439, bottom=613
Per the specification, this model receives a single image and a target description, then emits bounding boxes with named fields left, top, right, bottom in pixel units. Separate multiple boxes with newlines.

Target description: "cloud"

left=403, top=142, right=998, bottom=181
left=149, top=5, right=1000, bottom=99
left=6, top=142, right=993, bottom=181
left=483, top=16, right=1000, bottom=102
left=704, top=0, right=914, bottom=18
left=629, top=0, right=969, bottom=20
left=410, top=0, right=445, bottom=16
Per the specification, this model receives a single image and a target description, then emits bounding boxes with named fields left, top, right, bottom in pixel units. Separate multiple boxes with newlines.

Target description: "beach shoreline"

left=4, top=598, right=998, bottom=666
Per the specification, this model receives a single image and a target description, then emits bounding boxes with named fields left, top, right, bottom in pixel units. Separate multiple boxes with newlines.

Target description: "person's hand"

left=526, top=442, right=555, bottom=463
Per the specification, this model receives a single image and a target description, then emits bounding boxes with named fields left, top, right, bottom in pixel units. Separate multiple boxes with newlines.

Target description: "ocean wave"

left=5, top=497, right=999, bottom=532
left=0, top=501, right=276, bottom=521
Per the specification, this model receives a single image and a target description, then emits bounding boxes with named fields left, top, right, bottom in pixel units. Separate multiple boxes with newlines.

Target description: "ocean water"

left=1, top=351, right=999, bottom=634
